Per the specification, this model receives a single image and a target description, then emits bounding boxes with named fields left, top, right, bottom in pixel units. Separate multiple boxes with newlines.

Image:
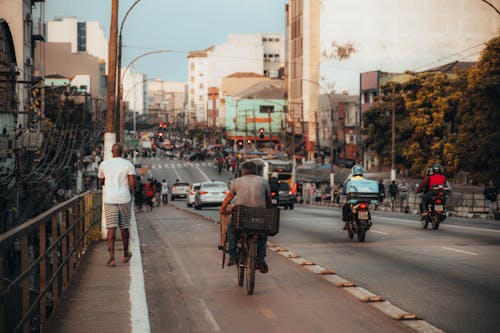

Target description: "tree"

left=400, top=72, right=464, bottom=176
left=451, top=36, right=500, bottom=184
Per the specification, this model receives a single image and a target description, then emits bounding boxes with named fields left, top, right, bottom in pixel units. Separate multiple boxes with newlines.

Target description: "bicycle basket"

left=232, top=205, right=280, bottom=236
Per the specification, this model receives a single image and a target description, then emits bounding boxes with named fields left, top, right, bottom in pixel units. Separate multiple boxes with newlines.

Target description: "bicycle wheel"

left=237, top=244, right=245, bottom=287
left=245, top=238, right=257, bottom=295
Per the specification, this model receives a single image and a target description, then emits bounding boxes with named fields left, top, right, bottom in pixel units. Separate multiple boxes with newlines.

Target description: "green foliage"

left=363, top=36, right=500, bottom=183
left=450, top=36, right=500, bottom=184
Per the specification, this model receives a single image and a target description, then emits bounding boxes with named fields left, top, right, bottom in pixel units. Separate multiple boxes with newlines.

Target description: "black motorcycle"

left=421, top=184, right=449, bottom=230
left=345, top=201, right=372, bottom=242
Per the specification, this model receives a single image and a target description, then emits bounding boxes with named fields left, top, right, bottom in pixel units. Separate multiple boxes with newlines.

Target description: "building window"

left=274, top=38, right=280, bottom=42
left=199, top=95, right=204, bottom=102
left=77, top=22, right=86, bottom=52
left=260, top=105, right=274, bottom=113
left=199, top=83, right=204, bottom=89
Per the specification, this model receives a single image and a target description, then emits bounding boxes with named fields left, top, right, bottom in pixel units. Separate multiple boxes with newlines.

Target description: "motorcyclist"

left=268, top=172, right=280, bottom=205
left=341, top=165, right=367, bottom=229
left=417, top=164, right=447, bottom=219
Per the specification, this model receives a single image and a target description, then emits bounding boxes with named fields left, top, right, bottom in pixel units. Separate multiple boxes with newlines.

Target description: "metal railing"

left=0, top=191, right=102, bottom=333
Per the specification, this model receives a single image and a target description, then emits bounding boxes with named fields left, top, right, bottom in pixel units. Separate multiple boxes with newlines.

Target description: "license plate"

left=358, top=211, right=369, bottom=219
left=434, top=204, right=443, bottom=212
left=271, top=198, right=278, bottom=204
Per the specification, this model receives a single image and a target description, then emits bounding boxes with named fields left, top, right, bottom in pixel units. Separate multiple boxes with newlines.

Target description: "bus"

left=244, top=158, right=296, bottom=193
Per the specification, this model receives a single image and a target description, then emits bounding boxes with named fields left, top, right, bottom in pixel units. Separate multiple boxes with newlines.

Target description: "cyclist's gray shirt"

left=229, top=174, right=270, bottom=208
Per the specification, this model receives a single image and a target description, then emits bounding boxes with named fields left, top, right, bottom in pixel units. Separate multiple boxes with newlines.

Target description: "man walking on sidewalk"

left=98, top=143, right=135, bottom=267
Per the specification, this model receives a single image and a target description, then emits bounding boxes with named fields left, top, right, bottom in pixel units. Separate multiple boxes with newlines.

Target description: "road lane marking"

left=379, top=216, right=500, bottom=233
left=200, top=299, right=221, bottom=331
left=260, top=308, right=277, bottom=319
left=371, top=230, right=389, bottom=235
left=442, top=247, right=478, bottom=256
left=196, top=166, right=212, bottom=182
left=173, top=165, right=182, bottom=181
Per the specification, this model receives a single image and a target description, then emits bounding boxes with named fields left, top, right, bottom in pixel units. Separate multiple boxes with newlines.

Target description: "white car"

left=187, top=183, right=201, bottom=207
left=170, top=182, right=190, bottom=201
left=194, top=181, right=229, bottom=210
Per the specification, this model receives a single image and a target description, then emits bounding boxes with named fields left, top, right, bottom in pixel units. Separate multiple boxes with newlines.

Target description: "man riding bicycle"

left=220, top=161, right=272, bottom=273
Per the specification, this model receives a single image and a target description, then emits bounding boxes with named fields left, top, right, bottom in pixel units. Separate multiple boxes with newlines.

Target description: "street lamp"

left=116, top=0, right=145, bottom=144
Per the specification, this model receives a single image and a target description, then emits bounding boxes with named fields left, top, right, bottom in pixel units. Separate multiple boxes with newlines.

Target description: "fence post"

left=51, top=215, right=59, bottom=305
left=21, top=234, right=29, bottom=333
left=39, top=223, right=47, bottom=327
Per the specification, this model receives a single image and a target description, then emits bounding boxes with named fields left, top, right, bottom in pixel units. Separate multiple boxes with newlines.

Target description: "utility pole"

left=105, top=0, right=118, bottom=160
left=391, top=84, right=396, bottom=181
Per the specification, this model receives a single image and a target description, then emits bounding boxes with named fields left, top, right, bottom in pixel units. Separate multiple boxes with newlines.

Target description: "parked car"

left=277, top=182, right=295, bottom=209
left=187, top=152, right=204, bottom=161
left=187, top=183, right=201, bottom=207
left=170, top=182, right=190, bottom=201
left=194, top=181, right=229, bottom=210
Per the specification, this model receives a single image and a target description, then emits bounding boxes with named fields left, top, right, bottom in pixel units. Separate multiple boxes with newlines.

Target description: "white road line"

left=173, top=166, right=182, bottom=181
left=381, top=216, right=500, bottom=233
left=163, top=163, right=169, bottom=168
left=196, top=166, right=212, bottom=182
left=442, top=247, right=478, bottom=256
left=371, top=230, right=389, bottom=235
left=200, top=299, right=221, bottom=331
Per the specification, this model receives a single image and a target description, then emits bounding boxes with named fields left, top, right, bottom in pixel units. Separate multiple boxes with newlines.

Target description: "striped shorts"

left=104, top=203, right=131, bottom=229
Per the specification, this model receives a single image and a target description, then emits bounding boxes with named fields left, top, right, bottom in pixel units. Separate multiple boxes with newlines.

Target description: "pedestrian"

left=143, top=178, right=156, bottom=212
left=388, top=180, right=398, bottom=211
left=153, top=178, right=161, bottom=207
left=134, top=176, right=144, bottom=212
left=98, top=143, right=135, bottom=267
left=376, top=179, right=386, bottom=210
left=161, top=179, right=169, bottom=204
left=484, top=180, right=498, bottom=218
left=398, top=179, right=410, bottom=209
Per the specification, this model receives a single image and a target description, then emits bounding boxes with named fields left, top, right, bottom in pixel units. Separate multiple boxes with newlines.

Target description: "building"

left=148, top=79, right=187, bottom=128
left=225, top=80, right=286, bottom=150
left=286, top=0, right=321, bottom=160
left=47, top=17, right=108, bottom=73
left=187, top=34, right=285, bottom=130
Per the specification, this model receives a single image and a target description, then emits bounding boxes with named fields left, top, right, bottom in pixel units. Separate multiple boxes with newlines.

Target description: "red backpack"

left=144, top=182, right=155, bottom=197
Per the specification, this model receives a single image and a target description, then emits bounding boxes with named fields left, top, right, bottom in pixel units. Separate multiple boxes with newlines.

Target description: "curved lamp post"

left=116, top=0, right=145, bottom=143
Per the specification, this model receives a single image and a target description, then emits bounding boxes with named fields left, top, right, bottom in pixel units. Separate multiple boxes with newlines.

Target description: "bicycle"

left=236, top=230, right=268, bottom=295
left=219, top=205, right=279, bottom=296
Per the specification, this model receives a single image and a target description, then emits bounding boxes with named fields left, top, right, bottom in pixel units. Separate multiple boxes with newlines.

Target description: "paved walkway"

left=43, top=207, right=149, bottom=333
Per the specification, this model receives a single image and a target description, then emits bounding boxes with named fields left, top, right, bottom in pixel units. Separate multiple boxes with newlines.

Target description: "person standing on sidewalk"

left=398, top=179, right=410, bottom=209
left=484, top=180, right=498, bottom=218
left=388, top=180, right=399, bottom=211
left=98, top=143, right=135, bottom=267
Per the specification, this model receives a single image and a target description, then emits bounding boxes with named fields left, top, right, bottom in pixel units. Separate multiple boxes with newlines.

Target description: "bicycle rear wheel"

left=237, top=246, right=245, bottom=287
left=245, top=238, right=257, bottom=295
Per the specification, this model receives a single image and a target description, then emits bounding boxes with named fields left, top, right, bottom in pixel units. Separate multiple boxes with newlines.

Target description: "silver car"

left=187, top=183, right=201, bottom=207
left=170, top=182, right=190, bottom=201
left=194, top=181, right=229, bottom=210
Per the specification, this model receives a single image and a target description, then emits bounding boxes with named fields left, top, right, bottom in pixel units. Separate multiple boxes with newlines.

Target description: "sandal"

left=106, top=259, right=116, bottom=267
left=122, top=252, right=133, bottom=263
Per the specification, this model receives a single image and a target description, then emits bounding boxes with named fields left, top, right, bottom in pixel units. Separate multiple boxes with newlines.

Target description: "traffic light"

left=259, top=128, right=265, bottom=139
left=32, top=87, right=41, bottom=112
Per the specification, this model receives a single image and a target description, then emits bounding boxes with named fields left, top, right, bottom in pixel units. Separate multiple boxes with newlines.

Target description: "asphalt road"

left=141, top=156, right=500, bottom=333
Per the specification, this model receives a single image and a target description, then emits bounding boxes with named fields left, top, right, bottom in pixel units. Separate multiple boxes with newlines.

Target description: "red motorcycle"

left=421, top=184, right=450, bottom=230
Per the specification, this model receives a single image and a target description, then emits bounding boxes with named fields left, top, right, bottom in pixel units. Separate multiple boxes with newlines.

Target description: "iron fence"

left=0, top=191, right=102, bottom=333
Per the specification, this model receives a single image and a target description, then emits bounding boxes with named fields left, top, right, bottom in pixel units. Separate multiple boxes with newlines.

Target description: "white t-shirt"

left=98, top=157, right=136, bottom=204
left=161, top=182, right=169, bottom=195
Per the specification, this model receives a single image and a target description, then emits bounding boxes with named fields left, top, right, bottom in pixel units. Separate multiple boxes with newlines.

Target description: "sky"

left=45, top=0, right=500, bottom=94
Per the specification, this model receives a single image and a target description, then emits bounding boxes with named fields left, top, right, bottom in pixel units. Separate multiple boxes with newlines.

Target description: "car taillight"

left=199, top=191, right=208, bottom=195
left=288, top=190, right=293, bottom=195
left=172, top=187, right=176, bottom=191
left=189, top=190, right=195, bottom=195
left=271, top=191, right=277, bottom=196
left=435, top=198, right=442, bottom=204
left=359, top=202, right=367, bottom=210
left=438, top=191, right=444, bottom=196
left=292, top=183, right=297, bottom=194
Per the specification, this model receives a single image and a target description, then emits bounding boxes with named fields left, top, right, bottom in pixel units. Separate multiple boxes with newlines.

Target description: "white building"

left=187, top=47, right=212, bottom=127
left=122, top=67, right=147, bottom=115
left=47, top=17, right=108, bottom=73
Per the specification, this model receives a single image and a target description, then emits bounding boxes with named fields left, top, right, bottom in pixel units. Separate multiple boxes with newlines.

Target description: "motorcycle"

left=345, top=201, right=372, bottom=242
left=421, top=184, right=449, bottom=230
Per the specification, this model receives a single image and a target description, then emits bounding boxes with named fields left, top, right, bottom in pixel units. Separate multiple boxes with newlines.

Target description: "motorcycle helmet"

left=432, top=163, right=443, bottom=175
left=352, top=165, right=364, bottom=177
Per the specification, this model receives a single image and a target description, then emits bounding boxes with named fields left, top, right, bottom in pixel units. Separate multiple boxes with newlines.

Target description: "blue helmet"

left=352, top=165, right=364, bottom=177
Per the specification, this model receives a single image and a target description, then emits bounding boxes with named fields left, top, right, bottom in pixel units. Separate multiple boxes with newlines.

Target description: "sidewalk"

left=43, top=207, right=148, bottom=333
